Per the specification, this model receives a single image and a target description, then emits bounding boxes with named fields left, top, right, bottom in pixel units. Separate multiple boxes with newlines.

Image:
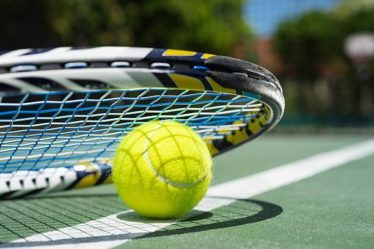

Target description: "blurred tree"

left=0, top=0, right=60, bottom=48
left=273, top=11, right=341, bottom=80
left=118, top=0, right=252, bottom=56
left=273, top=6, right=374, bottom=122
left=334, top=0, right=374, bottom=17
left=0, top=0, right=252, bottom=57
left=340, top=8, right=374, bottom=34
left=44, top=0, right=130, bottom=47
left=272, top=11, right=342, bottom=116
left=339, top=9, right=374, bottom=117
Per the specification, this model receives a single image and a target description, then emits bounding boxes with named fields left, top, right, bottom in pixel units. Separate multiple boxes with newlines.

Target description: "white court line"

left=6, top=139, right=374, bottom=249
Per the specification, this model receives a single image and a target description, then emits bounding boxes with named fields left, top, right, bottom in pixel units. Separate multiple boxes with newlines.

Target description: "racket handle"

left=0, top=160, right=112, bottom=199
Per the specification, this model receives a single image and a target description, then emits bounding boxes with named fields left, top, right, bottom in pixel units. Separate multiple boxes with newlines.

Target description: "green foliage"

left=334, top=0, right=374, bottom=17
left=273, top=11, right=341, bottom=80
left=273, top=7, right=374, bottom=121
left=0, top=0, right=252, bottom=56
left=44, top=0, right=130, bottom=46
left=340, top=8, right=374, bottom=33
left=0, top=0, right=59, bottom=48
left=273, top=7, right=374, bottom=80
left=118, top=0, right=252, bottom=55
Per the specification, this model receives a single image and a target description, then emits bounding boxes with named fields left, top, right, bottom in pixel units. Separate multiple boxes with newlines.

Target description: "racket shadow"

left=117, top=197, right=283, bottom=239
left=0, top=195, right=282, bottom=247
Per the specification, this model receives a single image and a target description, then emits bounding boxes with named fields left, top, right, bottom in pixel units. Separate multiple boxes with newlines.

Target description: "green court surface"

left=1, top=134, right=373, bottom=249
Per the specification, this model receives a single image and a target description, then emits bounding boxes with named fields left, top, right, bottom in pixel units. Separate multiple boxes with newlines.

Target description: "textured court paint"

left=243, top=155, right=374, bottom=249
left=126, top=155, right=374, bottom=249
left=5, top=137, right=374, bottom=249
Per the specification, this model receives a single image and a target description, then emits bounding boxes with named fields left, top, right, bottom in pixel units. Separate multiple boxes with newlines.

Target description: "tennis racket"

left=0, top=47, right=284, bottom=199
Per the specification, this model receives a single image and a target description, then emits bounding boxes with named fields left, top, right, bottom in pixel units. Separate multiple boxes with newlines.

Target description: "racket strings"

left=0, top=88, right=265, bottom=174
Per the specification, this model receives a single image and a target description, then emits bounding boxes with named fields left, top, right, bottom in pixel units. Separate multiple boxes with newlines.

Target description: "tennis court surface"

left=1, top=134, right=373, bottom=249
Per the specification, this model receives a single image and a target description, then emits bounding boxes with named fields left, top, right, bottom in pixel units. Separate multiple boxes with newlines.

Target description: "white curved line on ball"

left=142, top=123, right=209, bottom=188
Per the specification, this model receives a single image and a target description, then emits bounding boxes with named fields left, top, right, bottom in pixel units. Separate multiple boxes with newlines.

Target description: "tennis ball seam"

left=142, top=123, right=209, bottom=189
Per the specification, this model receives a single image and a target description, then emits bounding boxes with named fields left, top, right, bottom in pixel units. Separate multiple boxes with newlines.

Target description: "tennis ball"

left=113, top=120, right=212, bottom=219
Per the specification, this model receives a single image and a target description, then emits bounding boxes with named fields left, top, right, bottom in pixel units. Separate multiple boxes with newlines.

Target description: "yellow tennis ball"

left=113, top=120, right=212, bottom=219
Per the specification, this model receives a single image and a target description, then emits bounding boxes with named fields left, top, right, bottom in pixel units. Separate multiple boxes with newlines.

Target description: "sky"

left=245, top=0, right=339, bottom=37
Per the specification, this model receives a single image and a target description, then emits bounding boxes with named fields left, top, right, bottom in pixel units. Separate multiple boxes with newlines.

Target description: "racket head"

left=0, top=47, right=284, bottom=198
